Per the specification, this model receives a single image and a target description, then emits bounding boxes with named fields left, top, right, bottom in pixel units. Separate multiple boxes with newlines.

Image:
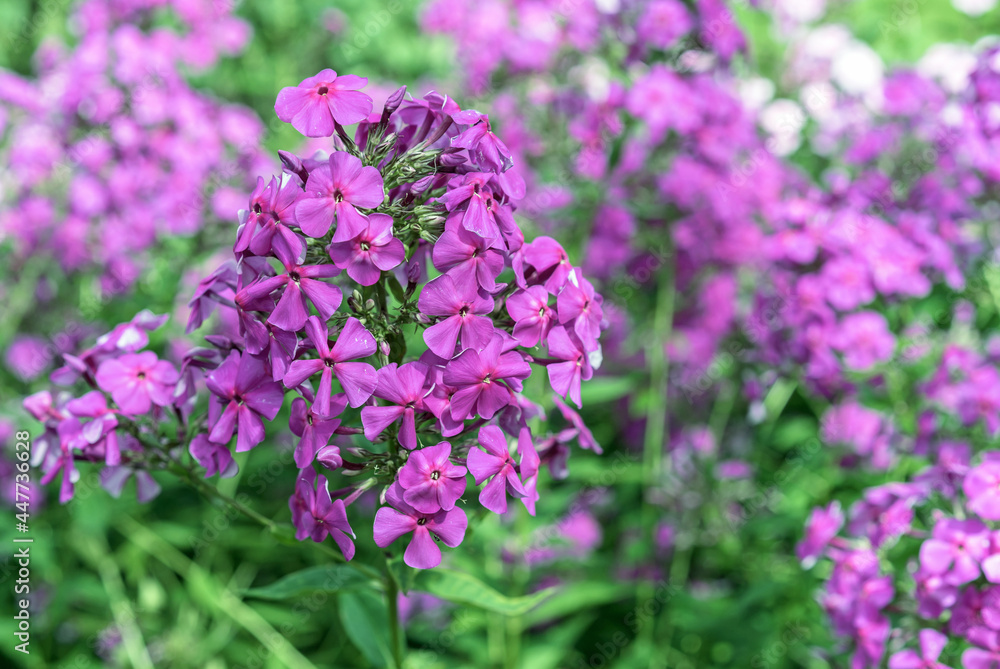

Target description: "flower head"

left=275, top=69, right=373, bottom=137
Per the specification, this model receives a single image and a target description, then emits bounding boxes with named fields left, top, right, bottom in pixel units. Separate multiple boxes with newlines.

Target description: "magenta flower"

left=545, top=326, right=593, bottom=409
left=442, top=336, right=531, bottom=420
left=361, top=361, right=430, bottom=450
left=189, top=434, right=238, bottom=479
left=275, top=69, right=373, bottom=137
left=888, top=628, right=950, bottom=669
left=821, top=256, right=875, bottom=311
left=235, top=176, right=302, bottom=256
left=516, top=427, right=540, bottom=516
left=418, top=274, right=496, bottom=358
left=289, top=395, right=346, bottom=468
left=506, top=285, right=554, bottom=348
left=556, top=271, right=603, bottom=351
left=963, top=629, right=1000, bottom=669
left=919, top=518, right=990, bottom=585
left=235, top=236, right=342, bottom=333
left=373, top=482, right=468, bottom=569
left=439, top=173, right=514, bottom=241
left=797, top=501, right=844, bottom=568
left=467, top=425, right=527, bottom=514
left=432, top=222, right=505, bottom=292
left=831, top=311, right=895, bottom=371
left=294, top=152, right=384, bottom=240
left=397, top=441, right=467, bottom=512
left=327, top=212, right=405, bottom=285
left=205, top=351, right=284, bottom=453
left=522, top=237, right=572, bottom=292
left=290, top=468, right=355, bottom=559
left=450, top=111, right=513, bottom=173
left=95, top=351, right=180, bottom=416
left=965, top=462, right=1000, bottom=521
left=65, top=391, right=121, bottom=466
left=552, top=396, right=601, bottom=453
left=283, top=316, right=378, bottom=409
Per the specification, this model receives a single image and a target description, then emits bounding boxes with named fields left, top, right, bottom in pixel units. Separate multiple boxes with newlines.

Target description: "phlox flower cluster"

left=801, top=447, right=1000, bottom=668
left=23, top=69, right=606, bottom=570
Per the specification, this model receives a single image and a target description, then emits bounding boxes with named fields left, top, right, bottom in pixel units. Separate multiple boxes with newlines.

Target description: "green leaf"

left=387, top=274, right=406, bottom=304
left=411, top=568, right=553, bottom=616
left=763, top=378, right=796, bottom=422
left=339, top=589, right=393, bottom=668
left=243, top=565, right=373, bottom=600
left=524, top=582, right=633, bottom=625
left=579, top=375, right=636, bottom=404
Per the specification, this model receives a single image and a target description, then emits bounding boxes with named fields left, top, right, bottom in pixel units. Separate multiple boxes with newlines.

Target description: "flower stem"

left=637, top=238, right=675, bottom=667
left=384, top=559, right=404, bottom=668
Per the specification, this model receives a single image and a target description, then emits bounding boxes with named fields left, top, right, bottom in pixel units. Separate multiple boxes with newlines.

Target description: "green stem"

left=384, top=559, right=404, bottom=668
left=637, top=240, right=675, bottom=668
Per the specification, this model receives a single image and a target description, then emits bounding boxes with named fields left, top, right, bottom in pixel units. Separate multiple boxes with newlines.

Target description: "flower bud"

left=316, top=444, right=343, bottom=471
left=379, top=340, right=391, bottom=357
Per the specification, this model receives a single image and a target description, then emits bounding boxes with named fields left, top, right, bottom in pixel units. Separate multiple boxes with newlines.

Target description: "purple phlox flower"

left=327, top=212, right=405, bottom=285
left=96, top=310, right=169, bottom=353
left=637, top=0, right=692, bottom=50
left=294, top=151, right=384, bottom=240
left=361, top=361, right=430, bottom=450
left=290, top=395, right=347, bottom=468
left=468, top=425, right=528, bottom=515
left=242, top=317, right=298, bottom=382
left=545, top=326, right=593, bottom=409
left=432, top=218, right=506, bottom=292
left=235, top=235, right=342, bottom=333
left=521, top=236, right=572, bottom=292
left=95, top=351, right=180, bottom=416
left=235, top=175, right=302, bottom=256
left=556, top=269, right=603, bottom=352
left=442, top=335, right=531, bottom=421
left=914, top=441, right=970, bottom=498
left=851, top=612, right=890, bottom=669
left=101, top=465, right=161, bottom=504
left=187, top=261, right=238, bottom=333
left=40, top=420, right=81, bottom=504
left=439, top=173, right=516, bottom=243
left=848, top=483, right=921, bottom=548
left=275, top=69, right=373, bottom=137
left=420, top=362, right=465, bottom=438
left=552, top=395, right=601, bottom=453
left=516, top=427, right=540, bottom=516
left=964, top=628, right=1000, bottom=669
left=966, top=461, right=1000, bottom=521
left=373, top=481, right=467, bottom=569
left=289, top=468, right=356, bottom=559
left=507, top=285, right=554, bottom=348
left=831, top=311, right=895, bottom=371
left=797, top=501, right=844, bottom=568
left=205, top=350, right=284, bottom=452
left=418, top=273, right=496, bottom=358
left=821, top=256, right=876, bottom=311
left=919, top=518, right=990, bottom=585
left=450, top=111, right=513, bottom=173
left=913, top=567, right=958, bottom=619
left=283, top=316, right=378, bottom=409
left=189, top=434, right=238, bottom=478
left=65, top=391, right=121, bottom=466
left=397, top=441, right=467, bottom=512
left=889, top=629, right=951, bottom=669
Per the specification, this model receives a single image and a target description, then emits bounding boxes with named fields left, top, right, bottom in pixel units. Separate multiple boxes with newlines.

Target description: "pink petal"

left=404, top=526, right=442, bottom=569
